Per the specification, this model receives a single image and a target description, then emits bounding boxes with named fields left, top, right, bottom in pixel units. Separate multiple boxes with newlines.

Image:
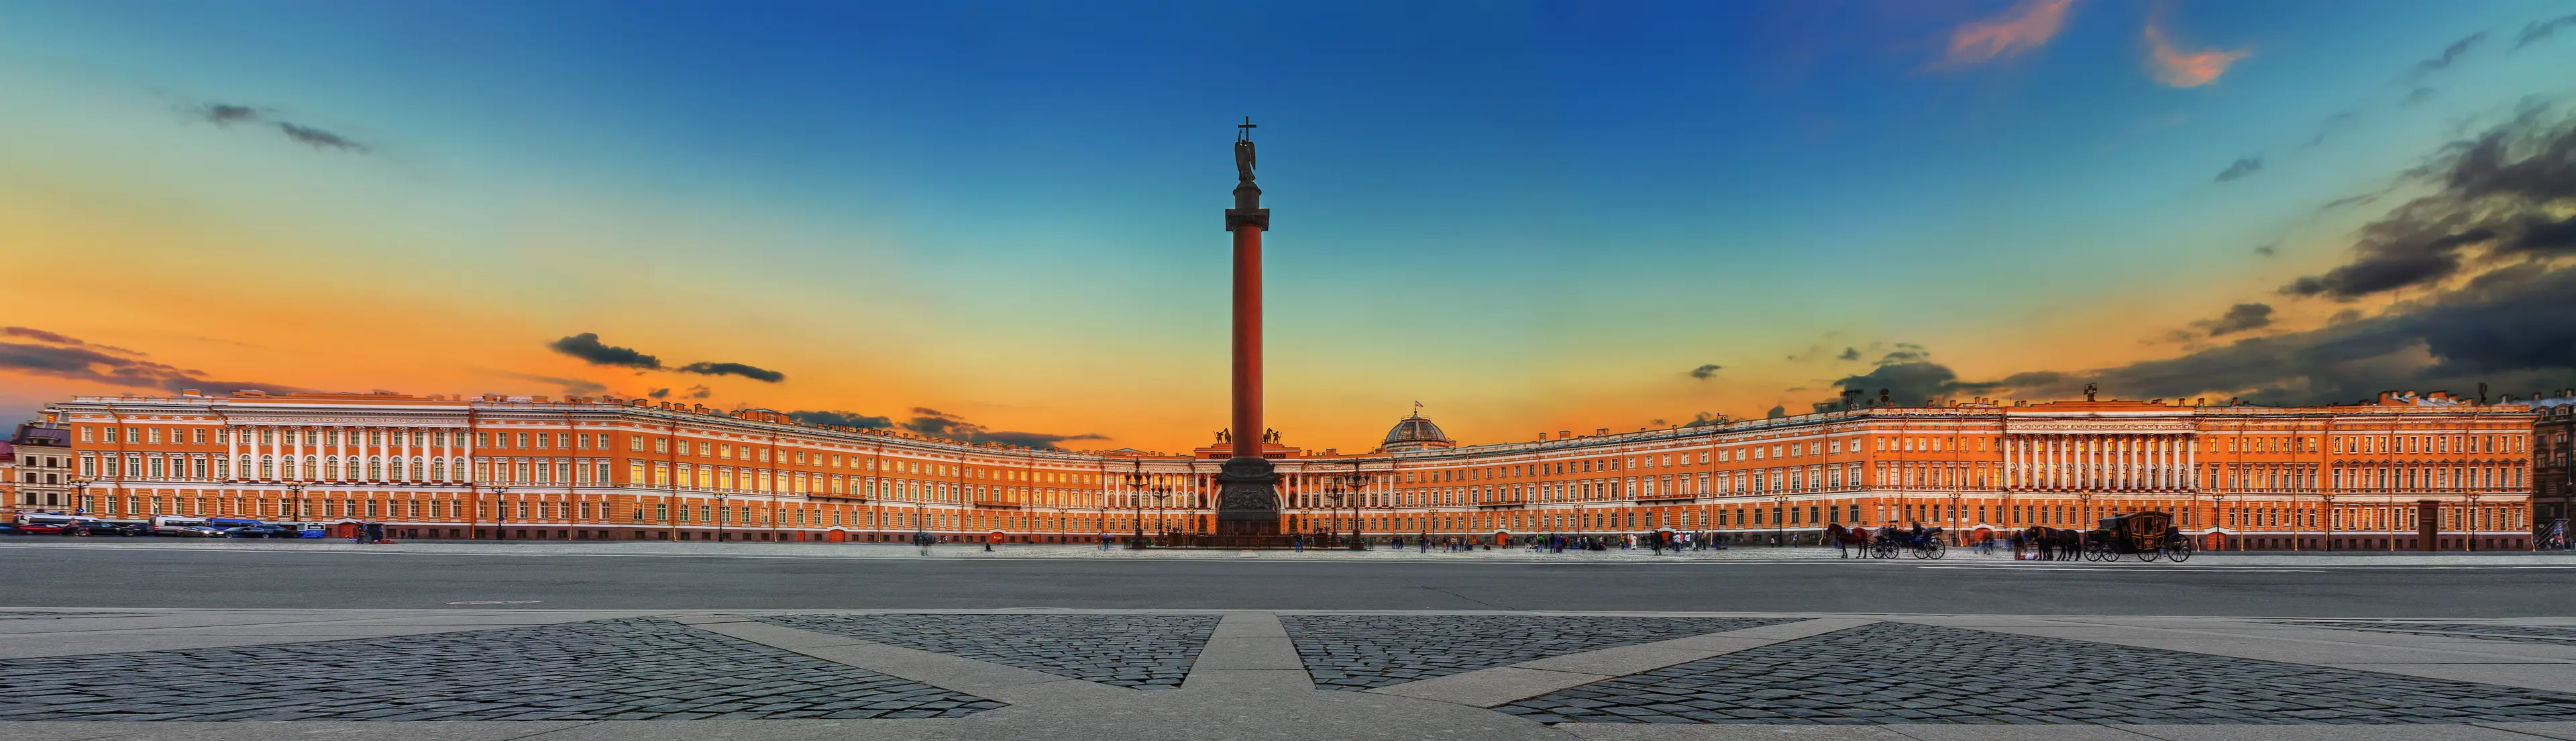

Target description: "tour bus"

left=13, top=512, right=101, bottom=534
left=149, top=515, right=217, bottom=537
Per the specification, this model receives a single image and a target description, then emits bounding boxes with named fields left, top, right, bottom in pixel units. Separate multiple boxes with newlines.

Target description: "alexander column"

left=1214, top=117, right=1281, bottom=536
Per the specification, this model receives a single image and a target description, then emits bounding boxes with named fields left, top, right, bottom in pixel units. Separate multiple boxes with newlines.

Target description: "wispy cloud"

left=549, top=333, right=663, bottom=370
left=190, top=101, right=369, bottom=154
left=678, top=361, right=785, bottom=383
left=2145, top=21, right=2249, bottom=87
left=1688, top=363, right=1723, bottom=379
left=0, top=333, right=301, bottom=395
left=2518, top=14, right=2576, bottom=50
left=2215, top=156, right=2263, bottom=182
left=1939, top=0, right=2078, bottom=68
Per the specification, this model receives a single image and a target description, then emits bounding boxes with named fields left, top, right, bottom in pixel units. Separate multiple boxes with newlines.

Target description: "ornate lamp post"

left=490, top=485, right=509, bottom=540
left=1124, top=466, right=1149, bottom=548
left=1152, top=487, right=1172, bottom=542
left=285, top=481, right=307, bottom=525
left=1322, top=481, right=1346, bottom=545
left=67, top=477, right=89, bottom=515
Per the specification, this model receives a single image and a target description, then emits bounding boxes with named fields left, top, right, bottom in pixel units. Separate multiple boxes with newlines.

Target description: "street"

left=3, top=540, right=2569, bottom=616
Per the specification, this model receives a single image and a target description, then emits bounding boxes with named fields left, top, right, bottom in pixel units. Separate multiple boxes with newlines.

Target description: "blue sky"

left=3, top=1, right=2573, bottom=450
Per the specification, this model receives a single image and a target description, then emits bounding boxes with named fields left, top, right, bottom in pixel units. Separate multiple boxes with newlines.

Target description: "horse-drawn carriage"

left=1828, top=524, right=1944, bottom=559
left=2081, top=511, right=2192, bottom=562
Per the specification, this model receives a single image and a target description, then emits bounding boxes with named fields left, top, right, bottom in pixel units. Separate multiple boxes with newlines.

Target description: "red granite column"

left=1231, top=223, right=1263, bottom=461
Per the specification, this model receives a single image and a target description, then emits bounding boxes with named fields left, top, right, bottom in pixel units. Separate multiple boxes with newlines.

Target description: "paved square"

left=1281, top=614, right=1794, bottom=690
left=1498, top=621, right=2576, bottom=724
left=0, top=618, right=1001, bottom=721
left=755, top=613, right=1220, bottom=689
left=2269, top=620, right=2576, bottom=646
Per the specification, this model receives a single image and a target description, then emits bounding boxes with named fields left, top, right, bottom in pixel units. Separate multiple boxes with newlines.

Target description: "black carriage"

left=2079, top=511, right=2191, bottom=562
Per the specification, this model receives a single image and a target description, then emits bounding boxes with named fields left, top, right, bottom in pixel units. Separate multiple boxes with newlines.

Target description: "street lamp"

left=1124, top=464, right=1148, bottom=548
left=491, top=485, right=511, bottom=540
left=67, top=477, right=89, bottom=515
left=716, top=491, right=730, bottom=542
left=285, top=481, right=307, bottom=525
left=1151, top=487, right=1171, bottom=541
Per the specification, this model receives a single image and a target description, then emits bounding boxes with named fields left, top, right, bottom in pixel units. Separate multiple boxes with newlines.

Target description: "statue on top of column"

left=1235, top=117, right=1257, bottom=183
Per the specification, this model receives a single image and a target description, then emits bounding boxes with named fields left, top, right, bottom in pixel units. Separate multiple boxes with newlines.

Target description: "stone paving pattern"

left=0, top=618, right=1001, bottom=721
left=2270, top=620, right=2576, bottom=646
left=1281, top=614, right=1794, bottom=690
left=755, top=613, right=1220, bottom=689
left=1499, top=621, right=2576, bottom=725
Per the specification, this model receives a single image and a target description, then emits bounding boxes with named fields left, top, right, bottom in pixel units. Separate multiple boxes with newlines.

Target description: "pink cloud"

left=1943, top=0, right=2078, bottom=66
left=2145, top=21, right=2249, bottom=87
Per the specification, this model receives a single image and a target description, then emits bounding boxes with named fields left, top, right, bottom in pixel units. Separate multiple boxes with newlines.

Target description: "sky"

left=4, top=0, right=2575, bottom=454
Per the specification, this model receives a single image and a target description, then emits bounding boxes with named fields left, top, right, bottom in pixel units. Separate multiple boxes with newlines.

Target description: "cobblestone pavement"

left=1498, top=621, right=2576, bottom=725
left=0, top=618, right=1001, bottom=721
left=2269, top=620, right=2576, bottom=645
left=754, top=613, right=1218, bottom=689
left=1281, top=614, right=1793, bottom=690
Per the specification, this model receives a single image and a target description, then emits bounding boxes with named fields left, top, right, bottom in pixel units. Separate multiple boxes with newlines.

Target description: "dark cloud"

left=276, top=122, right=368, bottom=152
left=0, top=341, right=301, bottom=395
left=492, top=370, right=606, bottom=396
left=2319, top=193, right=2381, bottom=211
left=2216, top=156, right=2263, bottom=182
left=2, top=326, right=144, bottom=356
left=894, top=407, right=1108, bottom=450
left=1764, top=405, right=1786, bottom=419
left=682, top=384, right=712, bottom=399
left=647, top=388, right=672, bottom=399
left=1836, top=347, right=1861, bottom=361
left=1900, top=111, right=2576, bottom=407
left=549, top=333, right=663, bottom=370
left=786, top=410, right=894, bottom=429
left=2191, top=303, right=2275, bottom=336
left=2519, top=14, right=2576, bottom=50
left=2253, top=240, right=2281, bottom=256
left=2412, top=32, right=2487, bottom=77
left=1688, top=363, right=1723, bottom=379
left=678, top=361, right=785, bottom=383
left=1682, top=411, right=1728, bottom=428
left=197, top=103, right=262, bottom=126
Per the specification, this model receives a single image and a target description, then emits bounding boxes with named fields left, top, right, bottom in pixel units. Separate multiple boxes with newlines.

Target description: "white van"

left=150, top=515, right=214, bottom=536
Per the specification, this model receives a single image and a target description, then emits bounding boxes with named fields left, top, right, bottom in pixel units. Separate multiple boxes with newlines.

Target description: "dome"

left=1380, top=413, right=1454, bottom=452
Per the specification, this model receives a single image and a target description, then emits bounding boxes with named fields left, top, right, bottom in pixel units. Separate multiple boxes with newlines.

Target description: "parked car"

left=219, top=524, right=296, bottom=539
left=294, top=526, right=329, bottom=539
left=67, top=522, right=130, bottom=537
left=18, top=522, right=66, bottom=535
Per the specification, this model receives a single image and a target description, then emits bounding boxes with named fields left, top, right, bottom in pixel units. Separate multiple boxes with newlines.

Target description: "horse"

left=1824, top=524, right=1871, bottom=558
left=2028, top=527, right=2057, bottom=560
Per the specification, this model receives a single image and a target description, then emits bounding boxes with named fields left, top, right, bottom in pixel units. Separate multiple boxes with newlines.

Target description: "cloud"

left=647, top=388, right=672, bottom=399
left=2413, top=32, right=2487, bottom=77
left=492, top=370, right=607, bottom=396
left=190, top=101, right=368, bottom=154
left=1682, top=411, right=1728, bottom=428
left=1688, top=363, right=1723, bottom=379
left=2253, top=240, right=2282, bottom=256
left=2518, top=14, right=2576, bottom=50
left=1765, top=405, right=1787, bottom=419
left=787, top=409, right=894, bottom=429
left=2404, top=87, right=2439, bottom=107
left=876, top=407, right=1109, bottom=450
left=2145, top=21, right=2249, bottom=87
left=1837, top=346, right=1861, bottom=361
left=1940, top=0, right=2077, bottom=67
left=0, top=341, right=301, bottom=395
left=2216, top=156, right=2263, bottom=182
left=1896, top=109, right=2576, bottom=406
left=549, top=333, right=664, bottom=369
left=2190, top=303, right=2275, bottom=336
left=3, top=326, right=145, bottom=356
left=277, top=122, right=368, bottom=152
left=678, top=361, right=785, bottom=383
left=197, top=103, right=261, bottom=126
left=682, top=384, right=712, bottom=399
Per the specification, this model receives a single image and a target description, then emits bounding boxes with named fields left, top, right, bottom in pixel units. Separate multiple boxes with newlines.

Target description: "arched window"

left=411, top=457, right=425, bottom=481
left=367, top=456, right=383, bottom=481
left=451, top=457, right=466, bottom=483
left=303, top=456, right=319, bottom=479
left=432, top=459, right=447, bottom=482
left=326, top=457, right=342, bottom=480
left=258, top=455, right=275, bottom=479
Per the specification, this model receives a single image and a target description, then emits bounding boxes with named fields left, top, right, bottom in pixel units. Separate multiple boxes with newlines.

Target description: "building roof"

left=1382, top=413, right=1450, bottom=446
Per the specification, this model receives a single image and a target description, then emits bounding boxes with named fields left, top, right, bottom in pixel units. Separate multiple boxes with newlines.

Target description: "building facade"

left=7, top=422, right=72, bottom=515
left=2536, top=392, right=2576, bottom=543
left=34, top=389, right=2543, bottom=550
